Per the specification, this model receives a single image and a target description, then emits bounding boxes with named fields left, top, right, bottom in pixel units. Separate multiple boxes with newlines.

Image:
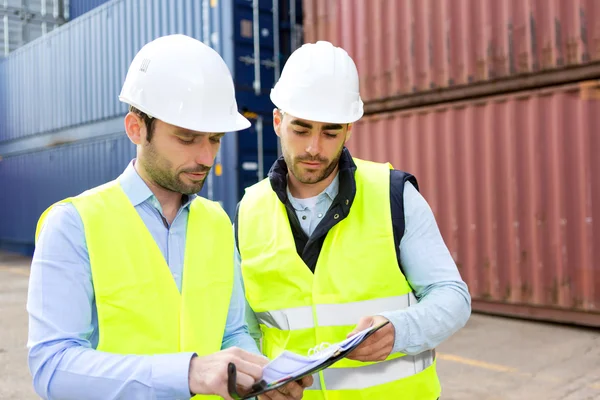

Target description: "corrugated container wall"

left=0, top=136, right=135, bottom=253
left=68, top=0, right=111, bottom=20
left=303, top=0, right=600, bottom=102
left=347, top=83, right=600, bottom=327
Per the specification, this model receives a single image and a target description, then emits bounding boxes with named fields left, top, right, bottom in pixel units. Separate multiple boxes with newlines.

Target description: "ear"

left=273, top=108, right=283, bottom=138
left=344, top=123, right=353, bottom=143
left=124, top=112, right=144, bottom=145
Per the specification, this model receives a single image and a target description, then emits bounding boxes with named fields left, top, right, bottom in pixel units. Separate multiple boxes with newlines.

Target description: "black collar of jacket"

left=267, top=147, right=357, bottom=217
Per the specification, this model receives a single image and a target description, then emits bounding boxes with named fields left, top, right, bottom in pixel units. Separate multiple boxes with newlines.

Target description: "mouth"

left=184, top=172, right=207, bottom=180
left=300, top=161, right=322, bottom=168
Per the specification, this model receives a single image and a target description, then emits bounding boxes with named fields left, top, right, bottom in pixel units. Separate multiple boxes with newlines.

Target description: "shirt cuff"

left=378, top=310, right=409, bottom=355
left=151, top=352, right=196, bottom=400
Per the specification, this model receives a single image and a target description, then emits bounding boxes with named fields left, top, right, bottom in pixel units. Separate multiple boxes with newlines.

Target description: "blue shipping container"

left=0, top=0, right=304, bottom=255
left=0, top=136, right=135, bottom=254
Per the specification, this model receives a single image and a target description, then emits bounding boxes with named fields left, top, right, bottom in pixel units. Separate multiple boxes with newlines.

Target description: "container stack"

left=303, top=0, right=600, bottom=327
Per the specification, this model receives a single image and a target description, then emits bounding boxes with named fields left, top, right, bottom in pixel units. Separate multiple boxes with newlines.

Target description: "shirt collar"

left=286, top=171, right=340, bottom=211
left=323, top=172, right=340, bottom=201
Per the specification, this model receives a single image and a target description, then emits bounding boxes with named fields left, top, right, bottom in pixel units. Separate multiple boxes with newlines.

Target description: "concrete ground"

left=1, top=251, right=599, bottom=400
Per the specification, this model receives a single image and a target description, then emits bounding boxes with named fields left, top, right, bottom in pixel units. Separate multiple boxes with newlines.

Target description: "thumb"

left=347, top=316, right=374, bottom=338
left=300, top=374, right=314, bottom=388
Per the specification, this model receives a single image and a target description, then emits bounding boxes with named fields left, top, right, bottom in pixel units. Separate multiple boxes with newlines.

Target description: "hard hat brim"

left=270, top=90, right=364, bottom=124
left=120, top=96, right=252, bottom=133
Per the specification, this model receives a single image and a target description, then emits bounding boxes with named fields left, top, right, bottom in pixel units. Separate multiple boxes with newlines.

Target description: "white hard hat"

left=270, top=41, right=363, bottom=124
left=119, top=34, right=250, bottom=132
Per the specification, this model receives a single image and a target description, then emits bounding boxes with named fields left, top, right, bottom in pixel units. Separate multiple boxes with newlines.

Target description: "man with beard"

left=27, top=34, right=311, bottom=400
left=235, top=41, right=472, bottom=400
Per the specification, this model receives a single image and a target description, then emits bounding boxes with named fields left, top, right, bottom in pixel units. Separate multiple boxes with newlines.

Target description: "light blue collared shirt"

left=286, top=173, right=340, bottom=235
left=239, top=173, right=471, bottom=356
left=27, top=160, right=258, bottom=400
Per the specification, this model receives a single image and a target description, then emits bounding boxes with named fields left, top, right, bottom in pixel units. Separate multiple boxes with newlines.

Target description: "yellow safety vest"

left=238, top=158, right=440, bottom=400
left=36, top=180, right=233, bottom=400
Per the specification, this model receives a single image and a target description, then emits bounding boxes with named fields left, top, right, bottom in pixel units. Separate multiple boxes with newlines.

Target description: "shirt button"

left=302, top=215, right=307, bottom=220
left=317, top=213, right=323, bottom=218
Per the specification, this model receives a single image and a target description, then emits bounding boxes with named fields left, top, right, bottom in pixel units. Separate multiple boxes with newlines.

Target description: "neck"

left=134, top=162, right=182, bottom=224
left=287, top=165, right=339, bottom=199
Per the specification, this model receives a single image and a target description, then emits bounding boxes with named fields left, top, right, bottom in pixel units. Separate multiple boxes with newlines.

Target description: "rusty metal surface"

left=303, top=0, right=600, bottom=104
left=347, top=84, right=600, bottom=327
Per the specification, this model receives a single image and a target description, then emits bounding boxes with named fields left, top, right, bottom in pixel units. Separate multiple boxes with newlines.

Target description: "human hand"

left=188, top=347, right=269, bottom=399
left=345, top=315, right=394, bottom=362
left=258, top=375, right=314, bottom=400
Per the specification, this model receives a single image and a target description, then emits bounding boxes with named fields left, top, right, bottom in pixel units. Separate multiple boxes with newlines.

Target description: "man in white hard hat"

left=235, top=41, right=471, bottom=399
left=27, top=34, right=309, bottom=400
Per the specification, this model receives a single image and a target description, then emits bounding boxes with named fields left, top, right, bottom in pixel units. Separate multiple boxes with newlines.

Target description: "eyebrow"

left=290, top=120, right=313, bottom=129
left=175, top=130, right=224, bottom=138
left=290, top=120, right=344, bottom=130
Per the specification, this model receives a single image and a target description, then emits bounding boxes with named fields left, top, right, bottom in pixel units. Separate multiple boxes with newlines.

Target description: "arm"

left=27, top=204, right=194, bottom=400
left=380, top=181, right=472, bottom=355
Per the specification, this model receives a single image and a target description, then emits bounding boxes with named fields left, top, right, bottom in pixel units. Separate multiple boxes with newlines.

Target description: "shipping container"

left=347, top=83, right=600, bottom=327
left=0, top=0, right=304, bottom=255
left=303, top=0, right=600, bottom=103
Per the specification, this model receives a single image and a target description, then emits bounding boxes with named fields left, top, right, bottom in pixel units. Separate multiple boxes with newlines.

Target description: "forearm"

left=380, top=282, right=471, bottom=355
left=29, top=341, right=194, bottom=400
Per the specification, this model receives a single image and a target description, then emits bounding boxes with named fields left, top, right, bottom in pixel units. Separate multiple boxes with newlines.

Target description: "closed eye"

left=178, top=137, right=194, bottom=144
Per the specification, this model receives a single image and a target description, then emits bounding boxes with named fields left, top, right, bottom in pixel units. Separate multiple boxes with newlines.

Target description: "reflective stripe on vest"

left=306, top=350, right=435, bottom=391
left=238, top=158, right=441, bottom=399
left=256, top=293, right=418, bottom=330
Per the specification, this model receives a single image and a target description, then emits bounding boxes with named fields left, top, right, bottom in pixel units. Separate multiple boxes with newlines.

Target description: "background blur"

left=0, top=1, right=599, bottom=399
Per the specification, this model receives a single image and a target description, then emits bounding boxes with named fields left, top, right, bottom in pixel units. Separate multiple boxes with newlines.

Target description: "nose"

left=305, top=134, right=321, bottom=157
left=194, top=137, right=216, bottom=167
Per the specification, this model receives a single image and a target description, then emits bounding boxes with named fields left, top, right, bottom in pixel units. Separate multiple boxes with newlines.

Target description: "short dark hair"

left=129, top=105, right=156, bottom=142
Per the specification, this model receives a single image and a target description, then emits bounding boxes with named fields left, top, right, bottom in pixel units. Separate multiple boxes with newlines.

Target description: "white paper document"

left=261, top=323, right=381, bottom=385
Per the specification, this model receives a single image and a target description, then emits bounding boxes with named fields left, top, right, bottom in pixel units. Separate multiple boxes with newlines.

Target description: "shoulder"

left=37, top=202, right=84, bottom=241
